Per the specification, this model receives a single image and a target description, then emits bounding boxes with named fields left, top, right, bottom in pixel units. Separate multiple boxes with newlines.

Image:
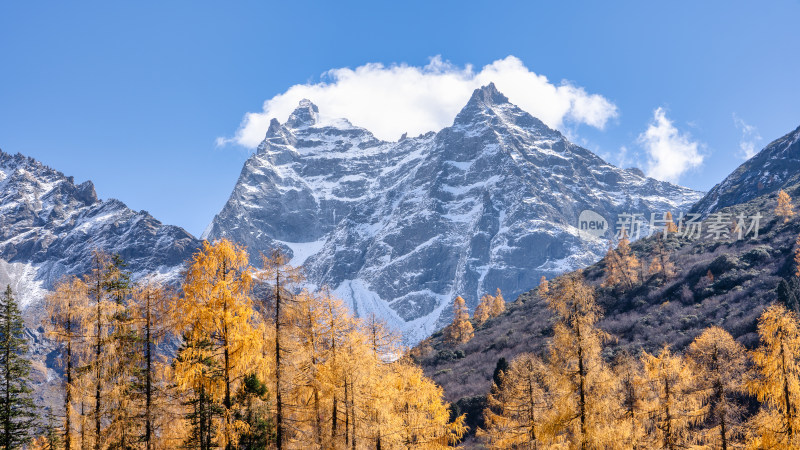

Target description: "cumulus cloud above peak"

left=638, top=107, right=705, bottom=183
left=220, top=56, right=619, bottom=147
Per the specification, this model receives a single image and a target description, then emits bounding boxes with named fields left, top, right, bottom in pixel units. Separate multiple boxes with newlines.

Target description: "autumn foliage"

left=776, top=189, right=795, bottom=223
left=42, top=241, right=466, bottom=449
left=30, top=239, right=800, bottom=449
left=472, top=289, right=506, bottom=327
left=445, top=296, right=473, bottom=344
left=480, top=273, right=800, bottom=450
left=602, top=236, right=641, bottom=290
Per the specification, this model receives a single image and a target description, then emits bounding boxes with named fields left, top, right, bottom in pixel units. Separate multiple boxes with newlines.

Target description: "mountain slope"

left=207, top=83, right=703, bottom=342
left=0, top=151, right=200, bottom=297
left=0, top=149, right=202, bottom=406
left=416, top=123, right=800, bottom=404
left=692, top=124, right=800, bottom=216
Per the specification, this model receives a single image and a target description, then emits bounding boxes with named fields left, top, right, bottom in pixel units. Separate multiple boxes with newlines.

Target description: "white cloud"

left=221, top=56, right=618, bottom=147
left=733, top=113, right=762, bottom=159
left=615, top=145, right=635, bottom=169
left=638, top=107, right=704, bottom=183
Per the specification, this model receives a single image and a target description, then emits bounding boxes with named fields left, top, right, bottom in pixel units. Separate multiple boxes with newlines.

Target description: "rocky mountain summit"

left=206, top=83, right=703, bottom=342
left=692, top=124, right=800, bottom=216
left=0, top=150, right=200, bottom=308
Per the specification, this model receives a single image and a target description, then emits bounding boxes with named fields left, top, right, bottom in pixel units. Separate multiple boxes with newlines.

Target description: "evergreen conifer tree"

left=0, top=285, right=36, bottom=449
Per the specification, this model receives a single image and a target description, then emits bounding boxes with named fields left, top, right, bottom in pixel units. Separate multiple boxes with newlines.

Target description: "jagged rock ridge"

left=0, top=150, right=201, bottom=303
left=692, top=125, right=800, bottom=216
left=206, top=83, right=703, bottom=342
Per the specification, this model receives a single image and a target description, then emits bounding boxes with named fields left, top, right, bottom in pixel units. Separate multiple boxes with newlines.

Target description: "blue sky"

left=1, top=1, right=799, bottom=236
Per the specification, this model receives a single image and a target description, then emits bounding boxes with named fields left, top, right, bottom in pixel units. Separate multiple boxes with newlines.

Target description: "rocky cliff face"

left=206, top=84, right=703, bottom=342
left=692, top=124, right=800, bottom=217
left=0, top=150, right=200, bottom=306
left=0, top=150, right=202, bottom=406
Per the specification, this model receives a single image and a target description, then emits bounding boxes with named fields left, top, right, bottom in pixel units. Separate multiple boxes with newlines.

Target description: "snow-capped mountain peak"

left=0, top=149, right=200, bottom=301
left=207, top=84, right=704, bottom=343
left=286, top=98, right=320, bottom=129
left=452, top=83, right=562, bottom=144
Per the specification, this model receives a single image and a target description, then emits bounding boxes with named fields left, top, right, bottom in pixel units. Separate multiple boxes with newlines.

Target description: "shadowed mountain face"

left=692, top=125, right=800, bottom=217
left=206, top=83, right=703, bottom=342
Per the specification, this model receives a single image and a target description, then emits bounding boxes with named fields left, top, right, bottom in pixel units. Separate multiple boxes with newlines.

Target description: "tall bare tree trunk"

left=93, top=257, right=102, bottom=450
left=144, top=291, right=153, bottom=450
left=275, top=271, right=283, bottom=450
left=576, top=320, right=587, bottom=450
left=65, top=338, right=72, bottom=450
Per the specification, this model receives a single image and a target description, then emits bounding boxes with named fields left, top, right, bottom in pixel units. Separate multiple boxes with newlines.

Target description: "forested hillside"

left=413, top=185, right=800, bottom=447
left=10, top=241, right=467, bottom=449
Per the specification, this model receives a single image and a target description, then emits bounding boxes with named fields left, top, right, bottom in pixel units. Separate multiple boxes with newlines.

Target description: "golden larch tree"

left=44, top=276, right=89, bottom=450
left=603, top=237, right=640, bottom=290
left=490, top=288, right=505, bottom=317
left=131, top=280, right=178, bottom=450
left=360, top=313, right=401, bottom=449
left=776, top=189, right=795, bottom=223
left=685, top=327, right=748, bottom=449
left=103, top=254, right=138, bottom=450
left=480, top=353, right=552, bottom=448
left=82, top=250, right=117, bottom=450
left=316, top=290, right=356, bottom=447
left=290, top=289, right=330, bottom=447
left=544, top=273, right=616, bottom=448
left=538, top=276, right=549, bottom=296
left=641, top=346, right=700, bottom=449
left=664, top=211, right=679, bottom=233
left=384, top=360, right=467, bottom=448
left=172, top=239, right=262, bottom=449
left=611, top=352, right=648, bottom=448
left=648, top=240, right=676, bottom=280
left=445, top=296, right=473, bottom=345
left=473, top=294, right=492, bottom=327
left=794, top=233, right=800, bottom=278
left=257, top=249, right=303, bottom=450
left=746, top=304, right=800, bottom=449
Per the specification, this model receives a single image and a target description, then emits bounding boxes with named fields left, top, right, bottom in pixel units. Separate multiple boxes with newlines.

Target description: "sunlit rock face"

left=206, top=84, right=702, bottom=342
